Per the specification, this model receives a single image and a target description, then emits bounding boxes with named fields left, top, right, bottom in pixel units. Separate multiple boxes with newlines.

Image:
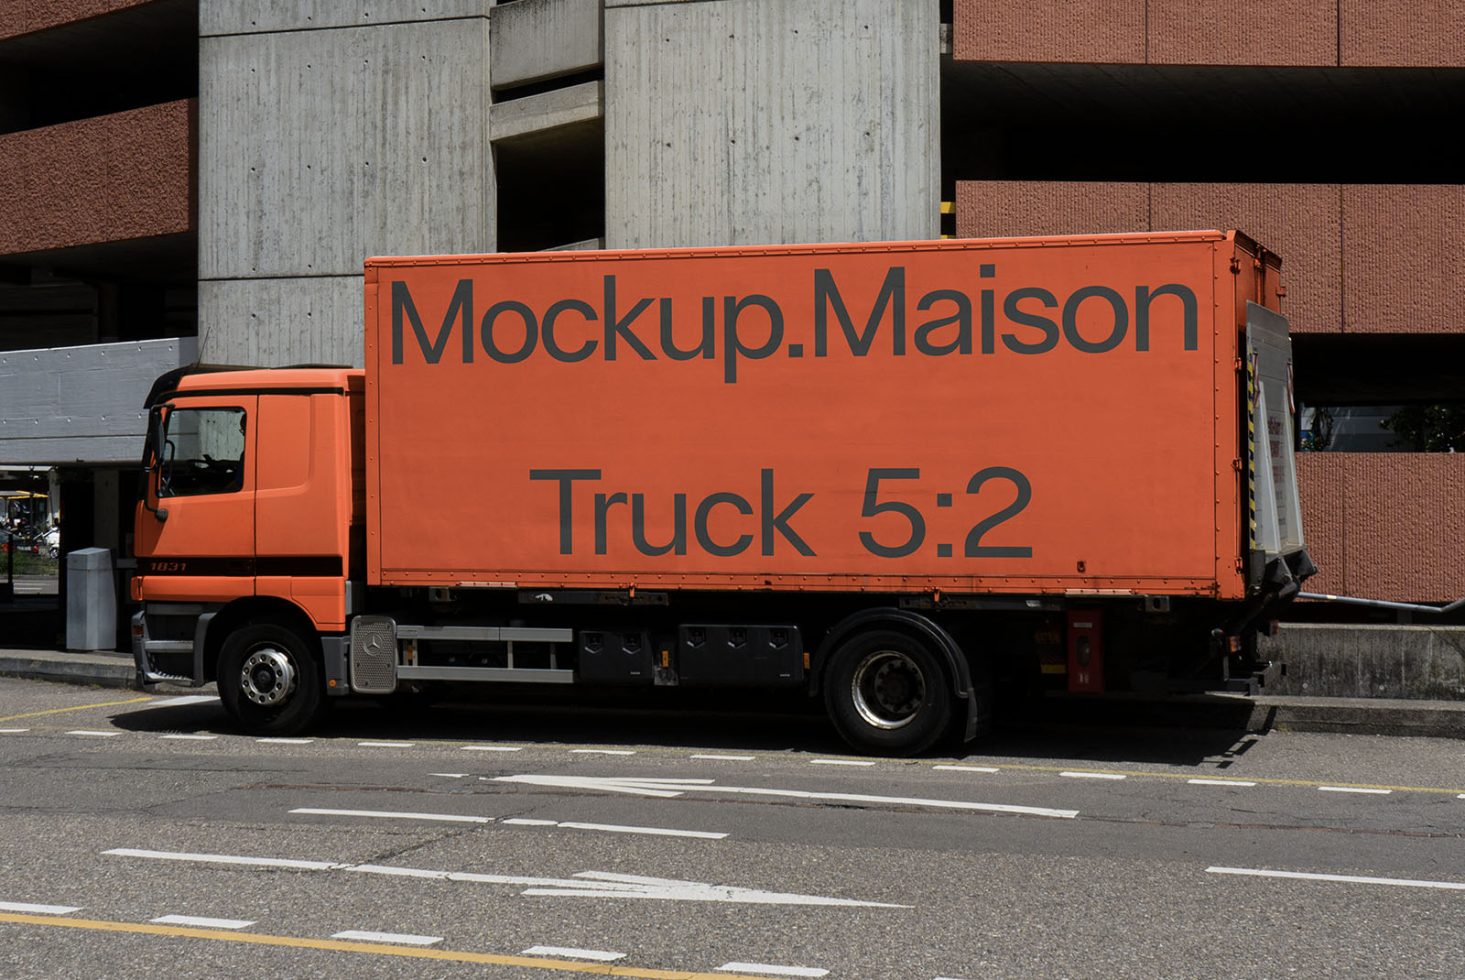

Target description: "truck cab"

left=132, top=366, right=363, bottom=731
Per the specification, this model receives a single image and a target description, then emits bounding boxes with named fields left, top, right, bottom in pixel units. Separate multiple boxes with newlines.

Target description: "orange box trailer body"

left=364, top=232, right=1275, bottom=600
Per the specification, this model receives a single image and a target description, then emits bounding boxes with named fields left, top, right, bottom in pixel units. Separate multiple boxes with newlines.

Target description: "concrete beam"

left=490, top=80, right=602, bottom=143
left=200, top=0, right=491, bottom=36
left=490, top=0, right=601, bottom=90
left=0, top=337, right=198, bottom=466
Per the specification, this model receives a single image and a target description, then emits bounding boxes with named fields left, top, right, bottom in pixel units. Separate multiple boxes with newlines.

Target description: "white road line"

left=150, top=695, right=219, bottom=707
left=257, top=737, right=313, bottom=744
left=1458, top=794, right=1465, bottom=800
left=65, top=730, right=120, bottom=738
left=104, top=849, right=904, bottom=907
left=160, top=734, right=218, bottom=741
left=716, top=963, right=827, bottom=977
left=430, top=773, right=469, bottom=778
left=499, top=817, right=725, bottom=839
left=691, top=754, right=755, bottom=761
left=290, top=807, right=492, bottom=825
left=570, top=749, right=636, bottom=755
left=1187, top=778, right=1257, bottom=787
left=358, top=741, right=415, bottom=748
left=495, top=774, right=1079, bottom=819
left=0, top=728, right=30, bottom=734
left=332, top=930, right=442, bottom=946
left=810, top=759, right=875, bottom=767
left=556, top=822, right=727, bottom=840
left=934, top=765, right=999, bottom=774
left=103, top=848, right=337, bottom=871
left=1059, top=771, right=1126, bottom=780
left=1318, top=786, right=1392, bottom=795
left=521, top=946, right=624, bottom=962
left=151, top=914, right=254, bottom=929
left=1207, top=866, right=1465, bottom=892
left=0, top=901, right=80, bottom=915
left=463, top=745, right=522, bottom=752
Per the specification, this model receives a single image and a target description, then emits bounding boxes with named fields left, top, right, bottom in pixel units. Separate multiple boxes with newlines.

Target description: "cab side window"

left=159, top=408, right=246, bottom=497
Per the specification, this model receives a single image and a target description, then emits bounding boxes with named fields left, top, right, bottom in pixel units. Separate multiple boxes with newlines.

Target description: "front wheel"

left=217, top=623, right=322, bottom=736
left=823, top=629, right=953, bottom=756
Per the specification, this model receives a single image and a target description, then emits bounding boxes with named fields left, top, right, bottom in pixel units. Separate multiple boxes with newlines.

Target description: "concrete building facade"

left=1, top=0, right=1461, bottom=643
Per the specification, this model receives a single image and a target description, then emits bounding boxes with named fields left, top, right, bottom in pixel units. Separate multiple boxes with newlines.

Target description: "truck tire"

left=217, top=623, right=322, bottom=736
left=824, top=629, right=953, bottom=756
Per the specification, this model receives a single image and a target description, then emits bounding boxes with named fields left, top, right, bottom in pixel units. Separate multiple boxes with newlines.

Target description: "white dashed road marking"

left=150, top=695, right=219, bottom=707
left=151, top=914, right=254, bottom=929
left=66, top=730, right=119, bottom=738
left=290, top=807, right=492, bottom=825
left=1060, top=771, right=1126, bottom=780
left=0, top=901, right=80, bottom=915
left=160, top=734, right=217, bottom=741
left=0, top=728, right=29, bottom=734
left=1318, top=786, right=1391, bottom=795
left=357, top=741, right=415, bottom=748
left=716, top=963, right=828, bottom=977
left=1207, top=866, right=1465, bottom=892
left=430, top=773, right=469, bottom=778
left=570, top=749, right=636, bottom=756
left=331, top=929, right=442, bottom=946
left=691, top=754, right=755, bottom=761
left=557, top=821, right=726, bottom=840
left=462, top=745, right=522, bottom=752
left=1187, top=779, right=1257, bottom=787
left=809, top=759, right=875, bottom=767
left=521, top=946, right=624, bottom=962
left=257, top=737, right=313, bottom=744
left=934, top=765, right=999, bottom=774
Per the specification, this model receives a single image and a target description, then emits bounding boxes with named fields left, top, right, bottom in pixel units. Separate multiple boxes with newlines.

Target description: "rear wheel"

left=217, top=623, right=322, bottom=736
left=823, top=629, right=953, bottom=756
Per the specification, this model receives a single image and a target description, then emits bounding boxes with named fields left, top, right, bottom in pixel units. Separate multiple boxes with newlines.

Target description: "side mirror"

left=143, top=406, right=170, bottom=522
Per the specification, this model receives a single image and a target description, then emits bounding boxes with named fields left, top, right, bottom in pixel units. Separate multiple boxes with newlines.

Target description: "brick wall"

left=954, top=0, right=1465, bottom=66
left=0, top=99, right=193, bottom=257
left=0, top=0, right=153, bottom=42
left=955, top=181, right=1465, bottom=335
left=1299, top=453, right=1465, bottom=602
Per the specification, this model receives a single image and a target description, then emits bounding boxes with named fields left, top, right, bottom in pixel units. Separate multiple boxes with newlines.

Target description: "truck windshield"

left=159, top=407, right=246, bottom=497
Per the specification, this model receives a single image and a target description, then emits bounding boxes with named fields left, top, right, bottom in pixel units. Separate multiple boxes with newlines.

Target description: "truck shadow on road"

left=111, top=688, right=1268, bottom=767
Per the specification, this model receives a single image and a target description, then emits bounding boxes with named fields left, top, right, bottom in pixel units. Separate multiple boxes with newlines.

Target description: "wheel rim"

left=850, top=649, right=926, bottom=730
left=239, top=646, right=297, bottom=707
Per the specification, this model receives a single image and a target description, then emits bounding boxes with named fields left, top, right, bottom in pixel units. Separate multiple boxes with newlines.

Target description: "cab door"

left=135, top=395, right=257, bottom=602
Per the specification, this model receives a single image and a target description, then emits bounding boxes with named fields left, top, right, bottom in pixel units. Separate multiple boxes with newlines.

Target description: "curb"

left=0, top=654, right=136, bottom=689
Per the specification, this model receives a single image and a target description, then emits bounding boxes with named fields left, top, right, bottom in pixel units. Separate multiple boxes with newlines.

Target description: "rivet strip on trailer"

left=1246, top=346, right=1259, bottom=548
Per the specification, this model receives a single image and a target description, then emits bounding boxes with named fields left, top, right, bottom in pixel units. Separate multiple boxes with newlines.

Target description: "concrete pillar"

left=604, top=0, right=940, bottom=248
left=197, top=2, right=497, bottom=367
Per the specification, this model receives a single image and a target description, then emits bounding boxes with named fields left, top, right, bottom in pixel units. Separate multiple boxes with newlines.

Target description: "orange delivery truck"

left=131, top=231, right=1312, bottom=754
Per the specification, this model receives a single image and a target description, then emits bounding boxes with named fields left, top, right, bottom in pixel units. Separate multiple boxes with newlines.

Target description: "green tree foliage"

left=1381, top=404, right=1465, bottom=452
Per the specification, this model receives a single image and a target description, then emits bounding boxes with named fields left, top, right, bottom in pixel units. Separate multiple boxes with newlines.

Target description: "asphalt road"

left=2, top=677, right=1463, bottom=979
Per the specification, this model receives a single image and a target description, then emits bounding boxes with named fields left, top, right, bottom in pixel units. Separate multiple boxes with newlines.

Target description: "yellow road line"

left=0, top=912, right=765, bottom=978
left=0, top=695, right=152, bottom=724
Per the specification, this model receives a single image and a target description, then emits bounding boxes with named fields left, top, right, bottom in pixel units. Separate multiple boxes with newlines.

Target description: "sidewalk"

left=1, top=646, right=1460, bottom=739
